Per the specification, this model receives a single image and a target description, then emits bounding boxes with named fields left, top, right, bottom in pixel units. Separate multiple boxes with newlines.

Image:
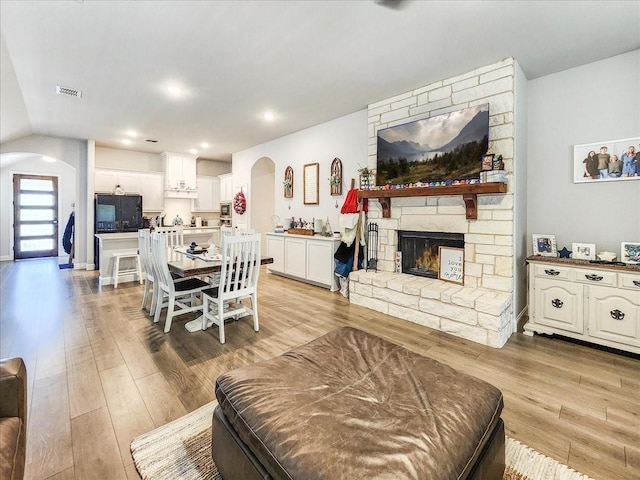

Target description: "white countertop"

left=96, top=227, right=219, bottom=240
left=266, top=232, right=341, bottom=241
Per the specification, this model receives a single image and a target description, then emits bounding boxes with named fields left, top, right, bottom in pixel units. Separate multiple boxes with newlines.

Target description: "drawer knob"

left=551, top=298, right=563, bottom=308
left=633, top=280, right=640, bottom=287
left=585, top=274, right=603, bottom=281
left=610, top=309, right=625, bottom=321
left=544, top=269, right=560, bottom=276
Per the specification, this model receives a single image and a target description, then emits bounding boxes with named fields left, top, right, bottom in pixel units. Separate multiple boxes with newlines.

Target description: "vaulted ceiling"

left=1, top=1, right=638, bottom=162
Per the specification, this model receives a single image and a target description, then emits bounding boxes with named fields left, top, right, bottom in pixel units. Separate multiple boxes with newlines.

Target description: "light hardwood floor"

left=1, top=258, right=638, bottom=480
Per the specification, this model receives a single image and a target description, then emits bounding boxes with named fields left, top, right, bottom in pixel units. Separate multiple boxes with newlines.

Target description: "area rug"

left=131, top=401, right=594, bottom=480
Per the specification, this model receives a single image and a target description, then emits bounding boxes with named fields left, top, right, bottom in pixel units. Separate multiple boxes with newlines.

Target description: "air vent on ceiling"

left=145, top=139, right=158, bottom=143
left=56, top=85, right=82, bottom=98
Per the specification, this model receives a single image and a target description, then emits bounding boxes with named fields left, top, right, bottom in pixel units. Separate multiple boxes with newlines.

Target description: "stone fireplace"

left=398, top=231, right=464, bottom=279
left=348, top=58, right=517, bottom=348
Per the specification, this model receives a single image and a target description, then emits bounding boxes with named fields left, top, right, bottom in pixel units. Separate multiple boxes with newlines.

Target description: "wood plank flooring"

left=1, top=258, right=638, bottom=480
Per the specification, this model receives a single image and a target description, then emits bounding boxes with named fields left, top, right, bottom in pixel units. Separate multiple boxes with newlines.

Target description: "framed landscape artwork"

left=573, top=136, right=639, bottom=183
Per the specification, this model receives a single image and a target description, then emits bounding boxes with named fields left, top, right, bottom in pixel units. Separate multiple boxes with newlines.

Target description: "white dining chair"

left=201, top=233, right=261, bottom=344
left=150, top=232, right=210, bottom=333
left=154, top=225, right=184, bottom=247
left=138, top=229, right=157, bottom=314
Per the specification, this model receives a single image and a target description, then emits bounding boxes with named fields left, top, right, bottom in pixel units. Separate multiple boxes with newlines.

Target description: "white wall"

left=232, top=110, right=368, bottom=231
left=514, top=62, right=528, bottom=321
left=0, top=155, right=76, bottom=261
left=527, top=50, right=640, bottom=254
left=0, top=134, right=88, bottom=266
left=96, top=146, right=163, bottom=172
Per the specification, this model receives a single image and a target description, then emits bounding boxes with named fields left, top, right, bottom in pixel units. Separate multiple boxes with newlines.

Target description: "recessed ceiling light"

left=264, top=112, right=275, bottom=121
left=126, top=130, right=138, bottom=138
left=42, top=156, right=56, bottom=162
left=167, top=85, right=183, bottom=96
left=189, top=149, right=198, bottom=155
left=122, top=139, right=132, bottom=145
left=200, top=142, right=209, bottom=149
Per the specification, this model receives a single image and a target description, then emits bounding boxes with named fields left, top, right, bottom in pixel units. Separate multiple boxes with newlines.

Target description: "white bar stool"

left=112, top=250, right=143, bottom=288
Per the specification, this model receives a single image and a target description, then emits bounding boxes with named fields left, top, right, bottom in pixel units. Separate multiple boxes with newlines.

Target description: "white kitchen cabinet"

left=192, top=176, right=220, bottom=212
left=266, top=234, right=285, bottom=273
left=117, top=171, right=142, bottom=194
left=219, top=173, right=233, bottom=202
left=161, top=152, right=197, bottom=197
left=525, top=257, right=640, bottom=354
left=138, top=172, right=164, bottom=211
left=266, top=233, right=340, bottom=291
left=95, top=169, right=120, bottom=193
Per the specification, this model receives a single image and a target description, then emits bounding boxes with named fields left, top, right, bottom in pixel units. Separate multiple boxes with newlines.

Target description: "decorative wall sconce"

left=329, top=157, right=342, bottom=196
left=284, top=166, right=294, bottom=198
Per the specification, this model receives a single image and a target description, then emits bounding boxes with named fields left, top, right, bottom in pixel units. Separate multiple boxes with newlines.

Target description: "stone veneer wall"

left=350, top=58, right=516, bottom=348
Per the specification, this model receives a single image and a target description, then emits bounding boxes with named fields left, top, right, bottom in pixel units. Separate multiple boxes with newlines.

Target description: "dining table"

left=166, top=246, right=273, bottom=332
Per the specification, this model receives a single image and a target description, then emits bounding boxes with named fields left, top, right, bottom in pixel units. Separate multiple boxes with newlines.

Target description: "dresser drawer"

left=619, top=273, right=640, bottom=291
left=574, top=268, right=617, bottom=287
left=534, top=264, right=570, bottom=280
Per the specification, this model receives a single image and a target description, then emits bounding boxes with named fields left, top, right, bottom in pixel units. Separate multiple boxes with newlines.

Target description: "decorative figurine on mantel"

left=172, top=214, right=183, bottom=226
left=558, top=247, right=572, bottom=258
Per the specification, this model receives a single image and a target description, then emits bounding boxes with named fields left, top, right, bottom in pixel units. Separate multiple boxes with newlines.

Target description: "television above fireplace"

left=376, top=103, right=489, bottom=187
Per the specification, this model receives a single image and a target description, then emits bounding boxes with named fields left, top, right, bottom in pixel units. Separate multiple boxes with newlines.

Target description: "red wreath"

left=233, top=191, right=246, bottom=215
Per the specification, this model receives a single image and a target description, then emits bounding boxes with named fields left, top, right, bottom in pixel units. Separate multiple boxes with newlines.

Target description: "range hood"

left=162, top=152, right=198, bottom=199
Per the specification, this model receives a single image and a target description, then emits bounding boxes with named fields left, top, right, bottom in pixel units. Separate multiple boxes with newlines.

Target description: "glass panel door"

left=13, top=174, right=59, bottom=259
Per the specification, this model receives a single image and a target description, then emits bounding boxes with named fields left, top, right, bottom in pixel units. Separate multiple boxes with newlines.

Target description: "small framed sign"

left=438, top=246, right=464, bottom=285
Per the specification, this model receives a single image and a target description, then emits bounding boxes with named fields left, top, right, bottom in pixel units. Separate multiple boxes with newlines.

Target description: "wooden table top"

left=167, top=250, right=273, bottom=277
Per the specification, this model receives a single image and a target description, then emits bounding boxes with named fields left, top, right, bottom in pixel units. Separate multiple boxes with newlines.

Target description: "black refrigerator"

left=94, top=194, right=143, bottom=267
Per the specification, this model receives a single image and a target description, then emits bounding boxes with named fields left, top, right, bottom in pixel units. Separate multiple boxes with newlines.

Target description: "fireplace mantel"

left=357, top=182, right=507, bottom=219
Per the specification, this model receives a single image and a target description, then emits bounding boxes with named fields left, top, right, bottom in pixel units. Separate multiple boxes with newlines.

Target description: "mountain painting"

left=376, top=104, right=489, bottom=185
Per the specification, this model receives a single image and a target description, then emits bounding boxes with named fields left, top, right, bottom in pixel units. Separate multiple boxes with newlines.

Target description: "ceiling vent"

left=56, top=85, right=82, bottom=98
left=145, top=139, right=158, bottom=143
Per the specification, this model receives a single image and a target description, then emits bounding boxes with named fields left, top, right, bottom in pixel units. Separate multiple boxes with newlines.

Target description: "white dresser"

left=525, top=256, right=640, bottom=354
left=266, top=233, right=341, bottom=291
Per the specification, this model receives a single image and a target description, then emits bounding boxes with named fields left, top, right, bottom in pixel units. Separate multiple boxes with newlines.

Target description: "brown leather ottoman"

left=212, top=327, right=505, bottom=480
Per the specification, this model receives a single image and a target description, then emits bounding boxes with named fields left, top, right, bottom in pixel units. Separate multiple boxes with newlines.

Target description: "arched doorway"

left=250, top=157, right=275, bottom=255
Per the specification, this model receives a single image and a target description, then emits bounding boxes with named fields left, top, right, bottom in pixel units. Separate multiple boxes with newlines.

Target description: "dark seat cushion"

left=0, top=417, right=25, bottom=480
left=215, top=326, right=504, bottom=480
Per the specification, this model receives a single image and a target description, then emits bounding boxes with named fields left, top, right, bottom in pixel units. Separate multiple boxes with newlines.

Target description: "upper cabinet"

left=138, top=172, right=164, bottom=211
left=219, top=173, right=233, bottom=202
left=161, top=152, right=197, bottom=198
left=95, top=169, right=141, bottom=194
left=192, top=176, right=220, bottom=212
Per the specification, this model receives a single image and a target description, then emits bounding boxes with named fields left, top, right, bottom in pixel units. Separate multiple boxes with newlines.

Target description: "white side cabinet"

left=525, top=257, right=640, bottom=354
left=266, top=233, right=340, bottom=291
left=192, top=176, right=220, bottom=212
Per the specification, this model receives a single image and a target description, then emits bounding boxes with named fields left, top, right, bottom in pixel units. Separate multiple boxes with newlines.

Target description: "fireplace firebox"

left=398, top=231, right=464, bottom=278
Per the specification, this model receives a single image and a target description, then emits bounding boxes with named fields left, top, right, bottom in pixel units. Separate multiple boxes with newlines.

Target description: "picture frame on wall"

left=621, top=242, right=640, bottom=264
left=532, top=234, right=557, bottom=257
left=572, top=242, right=596, bottom=260
left=573, top=136, right=640, bottom=183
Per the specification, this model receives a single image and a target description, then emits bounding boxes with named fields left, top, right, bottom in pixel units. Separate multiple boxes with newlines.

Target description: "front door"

left=13, top=174, right=59, bottom=259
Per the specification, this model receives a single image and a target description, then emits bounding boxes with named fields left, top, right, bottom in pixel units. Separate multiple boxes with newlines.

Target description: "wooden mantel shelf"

left=357, top=182, right=507, bottom=219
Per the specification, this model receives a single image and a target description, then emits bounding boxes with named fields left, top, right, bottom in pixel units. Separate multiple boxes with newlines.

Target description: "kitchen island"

left=95, top=227, right=220, bottom=286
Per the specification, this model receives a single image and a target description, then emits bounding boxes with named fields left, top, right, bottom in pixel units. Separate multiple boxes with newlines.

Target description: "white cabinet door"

left=117, top=172, right=141, bottom=193
left=139, top=173, right=164, bottom=211
left=162, top=153, right=197, bottom=190
left=587, top=286, right=640, bottom=349
left=285, top=237, right=307, bottom=279
left=95, top=169, right=119, bottom=193
left=533, top=278, right=584, bottom=334
left=193, top=176, right=220, bottom=212
left=306, top=239, right=336, bottom=289
left=267, top=235, right=285, bottom=273
left=219, top=173, right=233, bottom=202
left=182, top=156, right=197, bottom=190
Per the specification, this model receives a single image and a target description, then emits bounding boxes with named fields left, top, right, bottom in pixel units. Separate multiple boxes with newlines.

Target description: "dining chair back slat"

left=154, top=225, right=184, bottom=247
left=138, top=229, right=156, bottom=313
left=202, top=232, right=261, bottom=343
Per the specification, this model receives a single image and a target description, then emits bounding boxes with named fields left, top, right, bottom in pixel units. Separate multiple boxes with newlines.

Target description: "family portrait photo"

left=574, top=136, right=640, bottom=183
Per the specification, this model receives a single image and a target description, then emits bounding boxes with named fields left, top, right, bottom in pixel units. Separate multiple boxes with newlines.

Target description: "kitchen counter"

left=95, top=227, right=220, bottom=286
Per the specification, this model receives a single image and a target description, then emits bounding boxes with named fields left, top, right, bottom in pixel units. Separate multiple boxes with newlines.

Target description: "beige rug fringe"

left=131, top=401, right=594, bottom=480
